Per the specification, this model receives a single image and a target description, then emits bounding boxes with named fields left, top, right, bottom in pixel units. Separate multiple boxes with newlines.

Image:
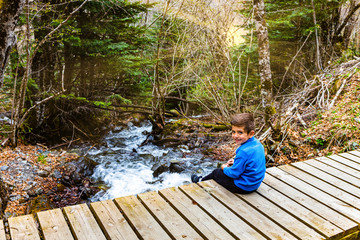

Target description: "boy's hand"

left=221, top=159, right=234, bottom=170
left=227, top=159, right=234, bottom=166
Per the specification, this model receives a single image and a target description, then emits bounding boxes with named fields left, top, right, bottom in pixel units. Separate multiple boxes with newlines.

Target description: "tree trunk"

left=341, top=0, right=360, bottom=48
left=253, top=0, right=273, bottom=122
left=311, top=0, right=322, bottom=72
left=11, top=0, right=31, bottom=147
left=0, top=0, right=26, bottom=88
left=151, top=0, right=171, bottom=133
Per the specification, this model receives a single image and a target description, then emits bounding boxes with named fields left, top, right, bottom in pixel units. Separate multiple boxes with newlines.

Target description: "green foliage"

left=37, top=153, right=47, bottom=164
left=316, top=138, right=325, bottom=146
left=7, top=0, right=156, bottom=142
left=107, top=94, right=132, bottom=105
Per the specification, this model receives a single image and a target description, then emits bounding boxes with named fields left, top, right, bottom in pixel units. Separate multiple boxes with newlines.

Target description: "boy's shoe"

left=191, top=174, right=202, bottom=183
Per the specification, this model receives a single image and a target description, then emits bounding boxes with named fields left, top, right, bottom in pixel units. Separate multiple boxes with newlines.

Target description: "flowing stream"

left=88, top=121, right=219, bottom=201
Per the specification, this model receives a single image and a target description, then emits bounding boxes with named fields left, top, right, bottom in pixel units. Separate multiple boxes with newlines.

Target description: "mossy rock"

left=201, top=123, right=229, bottom=131
left=26, top=194, right=54, bottom=214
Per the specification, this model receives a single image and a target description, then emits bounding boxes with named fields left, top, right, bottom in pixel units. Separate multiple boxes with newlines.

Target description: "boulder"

left=152, top=161, right=170, bottom=178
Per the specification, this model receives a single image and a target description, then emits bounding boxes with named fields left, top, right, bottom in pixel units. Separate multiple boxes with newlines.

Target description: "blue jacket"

left=223, top=137, right=266, bottom=191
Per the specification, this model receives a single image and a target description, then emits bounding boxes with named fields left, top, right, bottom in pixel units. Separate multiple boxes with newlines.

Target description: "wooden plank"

left=114, top=195, right=172, bottom=240
left=348, top=150, right=360, bottom=160
left=263, top=173, right=358, bottom=235
left=308, top=158, right=360, bottom=187
left=268, top=167, right=360, bottom=223
left=37, top=208, right=74, bottom=240
left=90, top=199, right=138, bottom=240
left=159, top=187, right=235, bottom=240
left=63, top=203, right=106, bottom=240
left=179, top=183, right=266, bottom=240
left=138, top=191, right=203, bottom=240
left=255, top=181, right=343, bottom=239
left=8, top=214, right=41, bottom=240
left=292, top=161, right=360, bottom=197
left=0, top=221, right=5, bottom=240
left=280, top=163, right=360, bottom=214
left=328, top=155, right=360, bottom=172
left=233, top=184, right=325, bottom=239
left=339, top=152, right=360, bottom=165
left=198, top=180, right=299, bottom=240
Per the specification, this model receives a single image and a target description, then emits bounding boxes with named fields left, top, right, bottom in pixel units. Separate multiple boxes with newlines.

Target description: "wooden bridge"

left=2, top=150, right=360, bottom=240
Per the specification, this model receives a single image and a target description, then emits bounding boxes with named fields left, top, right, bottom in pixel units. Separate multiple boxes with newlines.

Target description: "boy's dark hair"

left=231, top=113, right=255, bottom=133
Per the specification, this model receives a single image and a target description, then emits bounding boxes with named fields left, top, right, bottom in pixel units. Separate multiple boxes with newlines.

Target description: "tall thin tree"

left=253, top=0, right=273, bottom=122
left=0, top=0, right=26, bottom=88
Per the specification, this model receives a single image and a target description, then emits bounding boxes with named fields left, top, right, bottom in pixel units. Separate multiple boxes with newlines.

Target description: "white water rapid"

left=89, top=121, right=218, bottom=201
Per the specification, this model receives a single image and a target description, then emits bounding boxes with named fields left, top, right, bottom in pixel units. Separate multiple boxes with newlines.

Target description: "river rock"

left=51, top=169, right=62, bottom=179
left=70, top=172, right=82, bottom=184
left=64, top=162, right=77, bottom=173
left=56, top=183, right=66, bottom=192
left=79, top=186, right=97, bottom=200
left=151, top=161, right=170, bottom=177
left=138, top=153, right=155, bottom=162
left=112, top=126, right=124, bottom=133
left=1, top=166, right=8, bottom=171
left=37, top=170, right=50, bottom=177
left=26, top=194, right=53, bottom=214
left=169, top=163, right=185, bottom=173
left=27, top=187, right=44, bottom=197
left=73, top=156, right=98, bottom=176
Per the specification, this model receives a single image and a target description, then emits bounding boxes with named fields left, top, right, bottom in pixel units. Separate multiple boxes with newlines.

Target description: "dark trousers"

left=202, top=168, right=254, bottom=194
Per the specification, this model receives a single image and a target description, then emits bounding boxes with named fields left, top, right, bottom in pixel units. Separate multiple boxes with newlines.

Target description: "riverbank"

left=0, top=144, right=98, bottom=218
left=0, top=119, right=235, bottom=217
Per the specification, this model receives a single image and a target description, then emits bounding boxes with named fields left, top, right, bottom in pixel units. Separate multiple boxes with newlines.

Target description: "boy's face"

left=231, top=125, right=255, bottom=145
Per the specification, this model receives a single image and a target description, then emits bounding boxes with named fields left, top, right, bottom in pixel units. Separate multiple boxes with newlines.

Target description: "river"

left=88, top=120, right=220, bottom=201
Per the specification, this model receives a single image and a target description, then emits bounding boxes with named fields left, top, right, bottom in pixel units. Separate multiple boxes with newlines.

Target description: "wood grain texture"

left=199, top=180, right=299, bottom=240
left=180, top=183, right=266, bottom=240
left=63, top=203, right=106, bottom=240
left=90, top=199, right=138, bottom=240
left=114, top=195, right=171, bottom=240
left=37, top=208, right=74, bottom=240
left=159, top=187, right=235, bottom=240
left=138, top=191, right=203, bottom=239
left=8, top=214, right=41, bottom=240
left=268, top=167, right=360, bottom=223
left=263, top=173, right=358, bottom=236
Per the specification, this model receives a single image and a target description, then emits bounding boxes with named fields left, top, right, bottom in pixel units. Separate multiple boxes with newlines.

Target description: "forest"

left=0, top=0, right=360, bottom=217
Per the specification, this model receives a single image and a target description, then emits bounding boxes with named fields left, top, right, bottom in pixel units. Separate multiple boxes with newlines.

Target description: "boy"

left=191, top=113, right=266, bottom=194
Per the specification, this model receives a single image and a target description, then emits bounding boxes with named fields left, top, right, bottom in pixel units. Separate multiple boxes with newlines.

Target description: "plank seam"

left=267, top=169, right=360, bottom=224
left=178, top=184, right=242, bottom=240
left=258, top=182, right=341, bottom=240
left=88, top=202, right=115, bottom=240
left=135, top=194, right=176, bottom=240
left=295, top=161, right=360, bottom=199
left=338, top=153, right=360, bottom=165
left=34, top=212, right=50, bottom=240
left=195, top=182, right=296, bottom=240
left=325, top=156, right=360, bottom=180
left=157, top=189, right=211, bottom=240
left=112, top=199, right=144, bottom=240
